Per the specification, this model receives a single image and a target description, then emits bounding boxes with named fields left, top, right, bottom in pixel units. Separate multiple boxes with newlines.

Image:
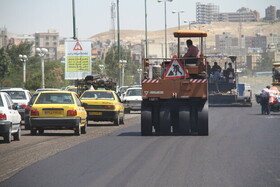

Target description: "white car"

left=0, top=92, right=21, bottom=143
left=1, top=88, right=31, bottom=121
left=122, top=88, right=142, bottom=113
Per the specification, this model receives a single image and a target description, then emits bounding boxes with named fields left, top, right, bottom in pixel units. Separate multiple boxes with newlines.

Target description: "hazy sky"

left=0, top=0, right=279, bottom=39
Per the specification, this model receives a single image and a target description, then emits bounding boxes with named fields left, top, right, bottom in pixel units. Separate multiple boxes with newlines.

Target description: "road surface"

left=1, top=105, right=280, bottom=186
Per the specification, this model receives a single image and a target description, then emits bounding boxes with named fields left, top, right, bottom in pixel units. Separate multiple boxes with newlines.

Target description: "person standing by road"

left=260, top=86, right=270, bottom=115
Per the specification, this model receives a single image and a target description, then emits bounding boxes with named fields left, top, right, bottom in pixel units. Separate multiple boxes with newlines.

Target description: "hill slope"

left=89, top=22, right=280, bottom=47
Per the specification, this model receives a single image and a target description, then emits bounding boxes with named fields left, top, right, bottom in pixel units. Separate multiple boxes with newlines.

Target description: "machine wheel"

left=81, top=121, right=87, bottom=134
left=197, top=102, right=209, bottom=136
left=31, top=129, right=37, bottom=135
left=141, top=105, right=153, bottom=136
left=4, top=126, right=12, bottom=143
left=175, top=105, right=190, bottom=135
left=38, top=129, right=44, bottom=135
left=14, top=127, right=21, bottom=141
left=159, top=106, right=171, bottom=135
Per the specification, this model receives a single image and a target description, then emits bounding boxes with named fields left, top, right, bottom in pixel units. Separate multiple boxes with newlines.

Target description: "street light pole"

left=172, top=11, right=184, bottom=30
left=19, top=54, right=28, bottom=83
left=184, top=20, right=195, bottom=30
left=36, top=48, right=48, bottom=89
left=137, top=68, right=142, bottom=85
left=119, top=60, right=127, bottom=86
left=158, top=0, right=173, bottom=59
left=117, top=0, right=121, bottom=87
left=144, top=0, right=148, bottom=58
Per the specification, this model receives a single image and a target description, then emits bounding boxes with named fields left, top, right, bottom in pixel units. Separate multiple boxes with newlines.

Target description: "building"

left=215, top=32, right=245, bottom=56
left=0, top=27, right=8, bottom=49
left=196, top=2, right=219, bottom=24
left=35, top=30, right=59, bottom=61
left=277, top=10, right=280, bottom=20
left=265, top=5, right=276, bottom=21
left=266, top=33, right=280, bottom=51
left=245, top=34, right=267, bottom=50
left=218, top=8, right=259, bottom=22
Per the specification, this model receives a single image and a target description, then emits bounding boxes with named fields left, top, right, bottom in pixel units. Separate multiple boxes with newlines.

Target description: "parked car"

left=122, top=87, right=142, bottom=113
left=0, top=92, right=21, bottom=143
left=24, top=92, right=40, bottom=130
left=80, top=90, right=125, bottom=125
left=1, top=88, right=31, bottom=122
left=29, top=91, right=87, bottom=135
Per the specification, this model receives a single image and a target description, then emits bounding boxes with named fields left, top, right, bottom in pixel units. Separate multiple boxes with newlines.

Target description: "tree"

left=0, top=48, right=11, bottom=82
left=104, top=45, right=137, bottom=86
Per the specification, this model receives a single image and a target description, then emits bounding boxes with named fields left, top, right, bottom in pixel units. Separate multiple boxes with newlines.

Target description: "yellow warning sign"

left=66, top=56, right=90, bottom=72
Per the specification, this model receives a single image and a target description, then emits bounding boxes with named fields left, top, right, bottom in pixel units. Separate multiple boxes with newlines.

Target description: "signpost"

left=65, top=39, right=92, bottom=80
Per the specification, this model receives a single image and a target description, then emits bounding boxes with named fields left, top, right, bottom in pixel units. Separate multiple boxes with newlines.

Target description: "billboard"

left=65, top=39, right=92, bottom=80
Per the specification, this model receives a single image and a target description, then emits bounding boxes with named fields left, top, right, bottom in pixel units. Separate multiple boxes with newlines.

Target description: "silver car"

left=122, top=88, right=142, bottom=113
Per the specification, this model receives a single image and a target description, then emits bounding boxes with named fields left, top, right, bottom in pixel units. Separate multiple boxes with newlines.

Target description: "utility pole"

left=72, top=0, right=77, bottom=39
left=117, top=0, right=121, bottom=87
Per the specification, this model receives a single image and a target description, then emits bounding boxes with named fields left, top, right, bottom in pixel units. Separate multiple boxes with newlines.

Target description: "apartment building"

left=196, top=2, right=219, bottom=24
left=0, top=27, right=8, bottom=48
left=265, top=5, right=276, bottom=21
left=35, top=30, right=59, bottom=60
left=218, top=8, right=259, bottom=22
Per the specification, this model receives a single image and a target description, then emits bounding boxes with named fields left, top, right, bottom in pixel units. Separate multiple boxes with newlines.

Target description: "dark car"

left=24, top=92, right=39, bottom=130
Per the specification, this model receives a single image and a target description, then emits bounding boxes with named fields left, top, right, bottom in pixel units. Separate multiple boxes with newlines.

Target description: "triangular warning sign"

left=73, top=41, right=83, bottom=50
left=164, top=56, right=189, bottom=79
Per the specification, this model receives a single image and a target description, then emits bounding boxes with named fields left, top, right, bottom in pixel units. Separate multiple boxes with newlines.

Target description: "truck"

left=76, top=74, right=117, bottom=96
left=141, top=30, right=208, bottom=136
left=208, top=56, right=252, bottom=107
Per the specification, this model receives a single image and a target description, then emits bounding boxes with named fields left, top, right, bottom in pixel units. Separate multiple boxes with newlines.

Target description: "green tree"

left=104, top=45, right=137, bottom=86
left=0, top=48, right=11, bottom=82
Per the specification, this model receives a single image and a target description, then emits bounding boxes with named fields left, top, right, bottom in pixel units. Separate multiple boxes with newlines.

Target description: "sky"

left=0, top=0, right=280, bottom=39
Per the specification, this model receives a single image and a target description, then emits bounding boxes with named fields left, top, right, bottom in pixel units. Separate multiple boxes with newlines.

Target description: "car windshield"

left=3, top=91, right=27, bottom=100
left=35, top=93, right=74, bottom=104
left=81, top=91, right=114, bottom=100
left=126, top=89, right=142, bottom=96
left=29, top=93, right=39, bottom=105
left=0, top=96, right=3, bottom=106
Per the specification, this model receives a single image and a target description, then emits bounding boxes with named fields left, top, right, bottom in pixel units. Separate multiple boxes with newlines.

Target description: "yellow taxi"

left=80, top=90, right=124, bottom=125
left=29, top=91, right=87, bottom=135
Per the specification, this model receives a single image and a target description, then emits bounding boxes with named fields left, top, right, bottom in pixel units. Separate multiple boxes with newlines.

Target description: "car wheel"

left=114, top=114, right=120, bottom=126
left=4, top=126, right=12, bottom=143
left=81, top=120, right=87, bottom=134
left=14, top=126, right=21, bottom=141
left=124, top=108, right=130, bottom=114
left=75, top=121, right=81, bottom=136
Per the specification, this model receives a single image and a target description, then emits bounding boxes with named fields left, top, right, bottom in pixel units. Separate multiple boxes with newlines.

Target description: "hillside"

left=89, top=22, right=280, bottom=47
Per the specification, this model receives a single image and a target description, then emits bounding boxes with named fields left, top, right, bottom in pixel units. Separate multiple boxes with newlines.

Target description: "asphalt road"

left=1, top=105, right=280, bottom=187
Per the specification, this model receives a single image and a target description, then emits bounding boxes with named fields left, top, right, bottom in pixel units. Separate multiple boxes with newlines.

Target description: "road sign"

left=65, top=39, right=92, bottom=80
left=73, top=41, right=83, bottom=50
left=164, top=56, right=188, bottom=79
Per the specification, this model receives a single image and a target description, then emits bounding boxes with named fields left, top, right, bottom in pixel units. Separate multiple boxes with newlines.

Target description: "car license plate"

left=44, top=110, right=63, bottom=115
left=89, top=112, right=102, bottom=115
